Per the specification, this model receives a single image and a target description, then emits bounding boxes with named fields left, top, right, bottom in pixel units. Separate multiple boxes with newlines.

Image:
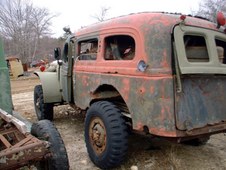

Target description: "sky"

left=32, top=0, right=202, bottom=37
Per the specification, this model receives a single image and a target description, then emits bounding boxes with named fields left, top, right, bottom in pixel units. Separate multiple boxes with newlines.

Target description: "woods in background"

left=195, top=0, right=226, bottom=22
left=0, top=0, right=62, bottom=69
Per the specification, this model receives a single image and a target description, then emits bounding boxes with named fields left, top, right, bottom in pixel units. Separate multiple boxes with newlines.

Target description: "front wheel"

left=34, top=85, right=53, bottom=120
left=31, top=120, right=69, bottom=170
left=85, top=101, right=128, bottom=169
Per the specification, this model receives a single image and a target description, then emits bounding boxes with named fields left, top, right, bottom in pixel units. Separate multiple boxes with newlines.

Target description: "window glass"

left=184, top=35, right=209, bottom=62
left=78, top=39, right=98, bottom=60
left=63, top=43, right=68, bottom=62
left=104, top=35, right=135, bottom=60
left=215, top=39, right=226, bottom=64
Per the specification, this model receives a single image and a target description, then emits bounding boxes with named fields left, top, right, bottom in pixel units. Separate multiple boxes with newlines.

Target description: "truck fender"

left=34, top=71, right=62, bottom=103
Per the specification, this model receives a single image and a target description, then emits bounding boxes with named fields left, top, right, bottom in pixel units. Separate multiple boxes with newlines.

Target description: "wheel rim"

left=89, top=116, right=107, bottom=155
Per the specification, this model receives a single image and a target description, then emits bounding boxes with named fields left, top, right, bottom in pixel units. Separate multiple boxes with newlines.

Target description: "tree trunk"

left=22, top=63, right=28, bottom=72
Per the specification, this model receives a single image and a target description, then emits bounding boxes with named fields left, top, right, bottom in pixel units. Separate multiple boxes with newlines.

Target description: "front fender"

left=34, top=71, right=62, bottom=103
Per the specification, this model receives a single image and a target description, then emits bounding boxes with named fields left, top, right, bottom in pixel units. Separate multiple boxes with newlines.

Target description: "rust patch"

left=72, top=12, right=225, bottom=139
left=0, top=110, right=49, bottom=169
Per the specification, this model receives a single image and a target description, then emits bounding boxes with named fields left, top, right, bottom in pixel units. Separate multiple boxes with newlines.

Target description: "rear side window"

left=215, top=38, right=226, bottom=64
left=78, top=38, right=98, bottom=60
left=104, top=35, right=135, bottom=60
left=184, top=35, right=209, bottom=62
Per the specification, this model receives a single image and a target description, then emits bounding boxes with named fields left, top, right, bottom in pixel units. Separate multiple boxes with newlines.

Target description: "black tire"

left=31, top=120, right=69, bottom=170
left=182, top=136, right=210, bottom=146
left=34, top=85, right=53, bottom=120
left=85, top=101, right=128, bottom=169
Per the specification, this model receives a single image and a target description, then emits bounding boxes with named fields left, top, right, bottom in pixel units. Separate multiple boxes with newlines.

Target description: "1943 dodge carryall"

left=34, top=12, right=226, bottom=169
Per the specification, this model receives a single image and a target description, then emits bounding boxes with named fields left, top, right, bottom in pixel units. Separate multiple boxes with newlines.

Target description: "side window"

left=63, top=43, right=69, bottom=62
left=104, top=35, right=135, bottom=60
left=215, top=38, right=226, bottom=64
left=78, top=38, right=98, bottom=60
left=184, top=35, right=209, bottom=62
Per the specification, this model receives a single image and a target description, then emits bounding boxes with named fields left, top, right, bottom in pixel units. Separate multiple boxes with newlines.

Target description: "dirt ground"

left=11, top=75, right=226, bottom=170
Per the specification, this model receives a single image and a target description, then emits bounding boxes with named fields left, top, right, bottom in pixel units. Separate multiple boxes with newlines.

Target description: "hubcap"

left=89, top=117, right=106, bottom=155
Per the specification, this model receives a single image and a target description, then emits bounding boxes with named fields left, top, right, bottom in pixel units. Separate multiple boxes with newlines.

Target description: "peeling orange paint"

left=71, top=12, right=226, bottom=138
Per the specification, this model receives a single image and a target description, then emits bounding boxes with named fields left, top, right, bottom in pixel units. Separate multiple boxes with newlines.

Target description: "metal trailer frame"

left=0, top=108, right=50, bottom=169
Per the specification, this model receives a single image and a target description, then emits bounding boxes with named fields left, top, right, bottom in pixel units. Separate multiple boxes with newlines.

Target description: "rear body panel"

left=176, top=76, right=226, bottom=130
left=174, top=24, right=226, bottom=133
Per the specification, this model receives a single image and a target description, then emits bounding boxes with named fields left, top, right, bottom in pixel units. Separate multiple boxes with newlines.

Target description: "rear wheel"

left=85, top=101, right=128, bottom=169
left=34, top=85, right=53, bottom=120
left=31, top=120, right=69, bottom=170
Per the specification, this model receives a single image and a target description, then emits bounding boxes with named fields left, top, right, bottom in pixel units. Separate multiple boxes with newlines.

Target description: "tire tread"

left=85, top=101, right=128, bottom=169
left=34, top=85, right=53, bottom=120
left=31, top=120, right=69, bottom=170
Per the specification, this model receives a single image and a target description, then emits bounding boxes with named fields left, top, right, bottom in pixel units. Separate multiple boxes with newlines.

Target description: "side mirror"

left=54, top=47, right=61, bottom=60
left=63, top=26, right=72, bottom=35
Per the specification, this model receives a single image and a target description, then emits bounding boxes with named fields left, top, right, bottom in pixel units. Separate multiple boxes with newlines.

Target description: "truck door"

left=60, top=36, right=75, bottom=103
left=173, top=25, right=226, bottom=131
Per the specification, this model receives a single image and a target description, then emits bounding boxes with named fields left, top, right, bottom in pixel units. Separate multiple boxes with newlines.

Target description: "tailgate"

left=175, top=76, right=226, bottom=130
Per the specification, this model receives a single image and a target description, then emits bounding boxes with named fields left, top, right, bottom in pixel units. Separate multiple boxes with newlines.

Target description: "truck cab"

left=34, top=12, right=226, bottom=169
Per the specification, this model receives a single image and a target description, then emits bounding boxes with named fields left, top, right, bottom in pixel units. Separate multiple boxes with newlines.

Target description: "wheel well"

left=90, top=85, right=127, bottom=111
left=90, top=84, right=132, bottom=126
left=34, top=72, right=39, bottom=77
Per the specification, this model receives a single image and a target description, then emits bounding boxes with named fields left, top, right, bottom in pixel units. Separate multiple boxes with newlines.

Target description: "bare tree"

left=195, top=0, right=226, bottom=22
left=91, top=6, right=110, bottom=22
left=0, top=0, right=57, bottom=69
left=30, top=7, right=58, bottom=61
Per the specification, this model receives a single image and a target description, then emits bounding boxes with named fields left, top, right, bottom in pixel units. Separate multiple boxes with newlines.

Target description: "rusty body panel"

left=75, top=72, right=175, bottom=136
left=73, top=13, right=226, bottom=137
left=74, top=13, right=177, bottom=137
left=34, top=12, right=226, bottom=168
left=38, top=13, right=226, bottom=139
left=176, top=76, right=226, bottom=130
left=76, top=13, right=218, bottom=68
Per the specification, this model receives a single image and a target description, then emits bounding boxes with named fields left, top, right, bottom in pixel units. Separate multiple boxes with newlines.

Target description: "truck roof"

left=75, top=12, right=218, bottom=36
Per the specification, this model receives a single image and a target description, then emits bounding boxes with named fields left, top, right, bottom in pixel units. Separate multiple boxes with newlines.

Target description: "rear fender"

left=34, top=71, right=62, bottom=103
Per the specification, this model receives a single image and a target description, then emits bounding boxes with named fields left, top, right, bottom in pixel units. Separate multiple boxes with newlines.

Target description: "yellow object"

left=6, top=57, right=24, bottom=78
